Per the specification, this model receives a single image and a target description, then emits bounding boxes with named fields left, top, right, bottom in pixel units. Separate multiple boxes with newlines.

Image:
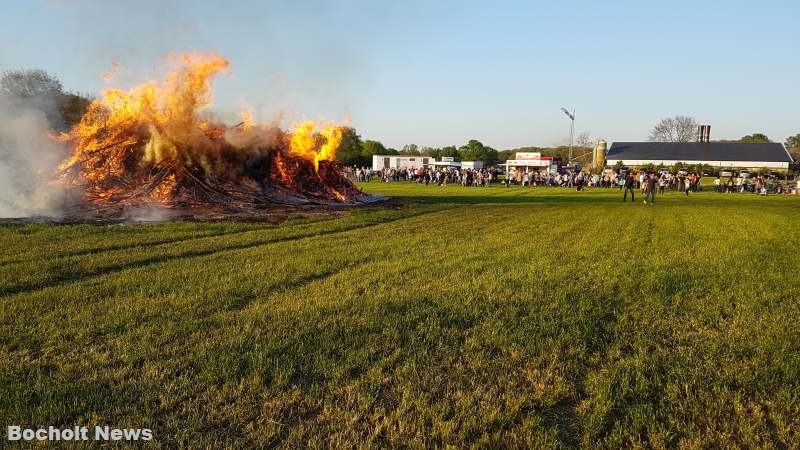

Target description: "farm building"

left=605, top=141, right=794, bottom=173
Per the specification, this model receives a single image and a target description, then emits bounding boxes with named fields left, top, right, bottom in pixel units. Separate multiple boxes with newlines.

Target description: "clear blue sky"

left=2, top=0, right=798, bottom=149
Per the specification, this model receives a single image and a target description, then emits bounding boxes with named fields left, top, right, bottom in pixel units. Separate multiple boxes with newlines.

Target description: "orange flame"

left=239, top=106, right=254, bottom=131
left=58, top=51, right=355, bottom=205
left=289, top=121, right=343, bottom=171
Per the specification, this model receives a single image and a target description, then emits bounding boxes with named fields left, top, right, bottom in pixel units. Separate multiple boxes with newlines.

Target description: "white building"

left=372, top=155, right=484, bottom=171
left=372, top=155, right=435, bottom=171
left=503, top=152, right=558, bottom=175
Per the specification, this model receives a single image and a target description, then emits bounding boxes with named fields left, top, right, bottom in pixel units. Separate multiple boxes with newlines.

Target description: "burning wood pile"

left=56, top=52, right=367, bottom=212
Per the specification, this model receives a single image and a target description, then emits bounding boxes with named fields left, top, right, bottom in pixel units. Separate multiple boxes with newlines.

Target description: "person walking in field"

left=644, top=173, right=657, bottom=204
left=623, top=172, right=635, bottom=202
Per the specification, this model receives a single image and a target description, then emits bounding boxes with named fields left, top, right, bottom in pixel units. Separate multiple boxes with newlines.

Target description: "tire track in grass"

left=0, top=206, right=455, bottom=299
left=1, top=207, right=480, bottom=361
left=0, top=225, right=274, bottom=267
left=0, top=208, right=425, bottom=267
left=211, top=206, right=607, bottom=447
left=0, top=232, right=396, bottom=352
left=219, top=258, right=377, bottom=314
left=0, top=207, right=442, bottom=289
left=526, top=207, right=646, bottom=444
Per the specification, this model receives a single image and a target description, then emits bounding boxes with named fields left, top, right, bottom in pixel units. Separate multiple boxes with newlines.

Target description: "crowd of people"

left=342, top=165, right=797, bottom=198
left=502, top=170, right=703, bottom=193
left=713, top=175, right=791, bottom=195
left=343, top=166, right=499, bottom=187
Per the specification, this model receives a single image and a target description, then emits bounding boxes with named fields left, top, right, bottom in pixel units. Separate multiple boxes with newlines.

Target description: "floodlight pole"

left=561, top=107, right=575, bottom=165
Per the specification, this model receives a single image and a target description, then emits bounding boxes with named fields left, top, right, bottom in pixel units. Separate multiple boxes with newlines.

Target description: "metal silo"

left=593, top=139, right=607, bottom=171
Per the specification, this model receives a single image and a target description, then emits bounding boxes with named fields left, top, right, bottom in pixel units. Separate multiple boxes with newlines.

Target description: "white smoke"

left=121, top=203, right=175, bottom=223
left=0, top=95, right=70, bottom=218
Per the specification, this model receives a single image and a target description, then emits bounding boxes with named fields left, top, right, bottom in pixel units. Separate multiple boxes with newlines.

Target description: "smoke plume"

left=0, top=94, right=70, bottom=218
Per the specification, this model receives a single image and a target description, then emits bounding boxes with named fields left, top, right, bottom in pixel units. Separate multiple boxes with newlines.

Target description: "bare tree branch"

left=649, top=115, right=698, bottom=142
left=576, top=132, right=593, bottom=148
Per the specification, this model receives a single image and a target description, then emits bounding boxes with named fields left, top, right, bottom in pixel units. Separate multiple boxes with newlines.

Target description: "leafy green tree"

left=400, top=144, right=420, bottom=155
left=335, top=127, right=365, bottom=166
left=642, top=163, right=656, bottom=174
left=59, top=92, right=92, bottom=129
left=785, top=134, right=800, bottom=150
left=440, top=146, right=460, bottom=161
left=362, top=140, right=386, bottom=158
left=420, top=146, right=441, bottom=158
left=670, top=161, right=686, bottom=173
left=497, top=150, right=515, bottom=162
left=458, top=139, right=498, bottom=165
left=613, top=160, right=624, bottom=173
left=740, top=133, right=771, bottom=143
left=384, top=147, right=400, bottom=155
left=483, top=148, right=499, bottom=166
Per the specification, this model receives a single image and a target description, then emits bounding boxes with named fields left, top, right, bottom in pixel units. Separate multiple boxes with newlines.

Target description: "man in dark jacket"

left=645, top=172, right=657, bottom=204
left=623, top=173, right=635, bottom=202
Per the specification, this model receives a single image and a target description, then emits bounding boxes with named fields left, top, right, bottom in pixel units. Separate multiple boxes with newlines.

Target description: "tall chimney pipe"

left=698, top=125, right=711, bottom=143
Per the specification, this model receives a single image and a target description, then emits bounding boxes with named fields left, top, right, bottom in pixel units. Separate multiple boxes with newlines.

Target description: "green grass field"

left=2, top=184, right=799, bottom=448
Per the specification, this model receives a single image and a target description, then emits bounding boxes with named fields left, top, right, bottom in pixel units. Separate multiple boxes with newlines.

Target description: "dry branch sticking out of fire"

left=57, top=51, right=366, bottom=208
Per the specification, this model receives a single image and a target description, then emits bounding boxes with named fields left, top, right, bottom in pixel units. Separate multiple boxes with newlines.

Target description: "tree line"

left=0, top=69, right=92, bottom=130
left=336, top=133, right=504, bottom=167
left=337, top=135, right=601, bottom=168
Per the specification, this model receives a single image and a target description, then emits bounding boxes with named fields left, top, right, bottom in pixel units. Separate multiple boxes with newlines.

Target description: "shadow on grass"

left=402, top=195, right=620, bottom=205
left=377, top=192, right=800, bottom=207
left=0, top=209, right=444, bottom=298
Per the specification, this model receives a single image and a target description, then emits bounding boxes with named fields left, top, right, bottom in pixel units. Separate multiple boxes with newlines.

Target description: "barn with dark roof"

left=605, top=141, right=794, bottom=172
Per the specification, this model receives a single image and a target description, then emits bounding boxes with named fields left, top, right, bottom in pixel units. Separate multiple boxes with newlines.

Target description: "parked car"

left=720, top=168, right=734, bottom=177
left=658, top=167, right=669, bottom=175
left=739, top=171, right=751, bottom=179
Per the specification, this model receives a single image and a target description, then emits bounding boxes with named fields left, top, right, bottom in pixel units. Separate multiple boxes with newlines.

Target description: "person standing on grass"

left=684, top=176, right=691, bottom=196
left=644, top=173, right=657, bottom=204
left=623, top=172, right=635, bottom=202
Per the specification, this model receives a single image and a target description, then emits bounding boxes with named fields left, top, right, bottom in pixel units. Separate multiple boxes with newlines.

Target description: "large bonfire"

left=57, top=51, right=365, bottom=210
